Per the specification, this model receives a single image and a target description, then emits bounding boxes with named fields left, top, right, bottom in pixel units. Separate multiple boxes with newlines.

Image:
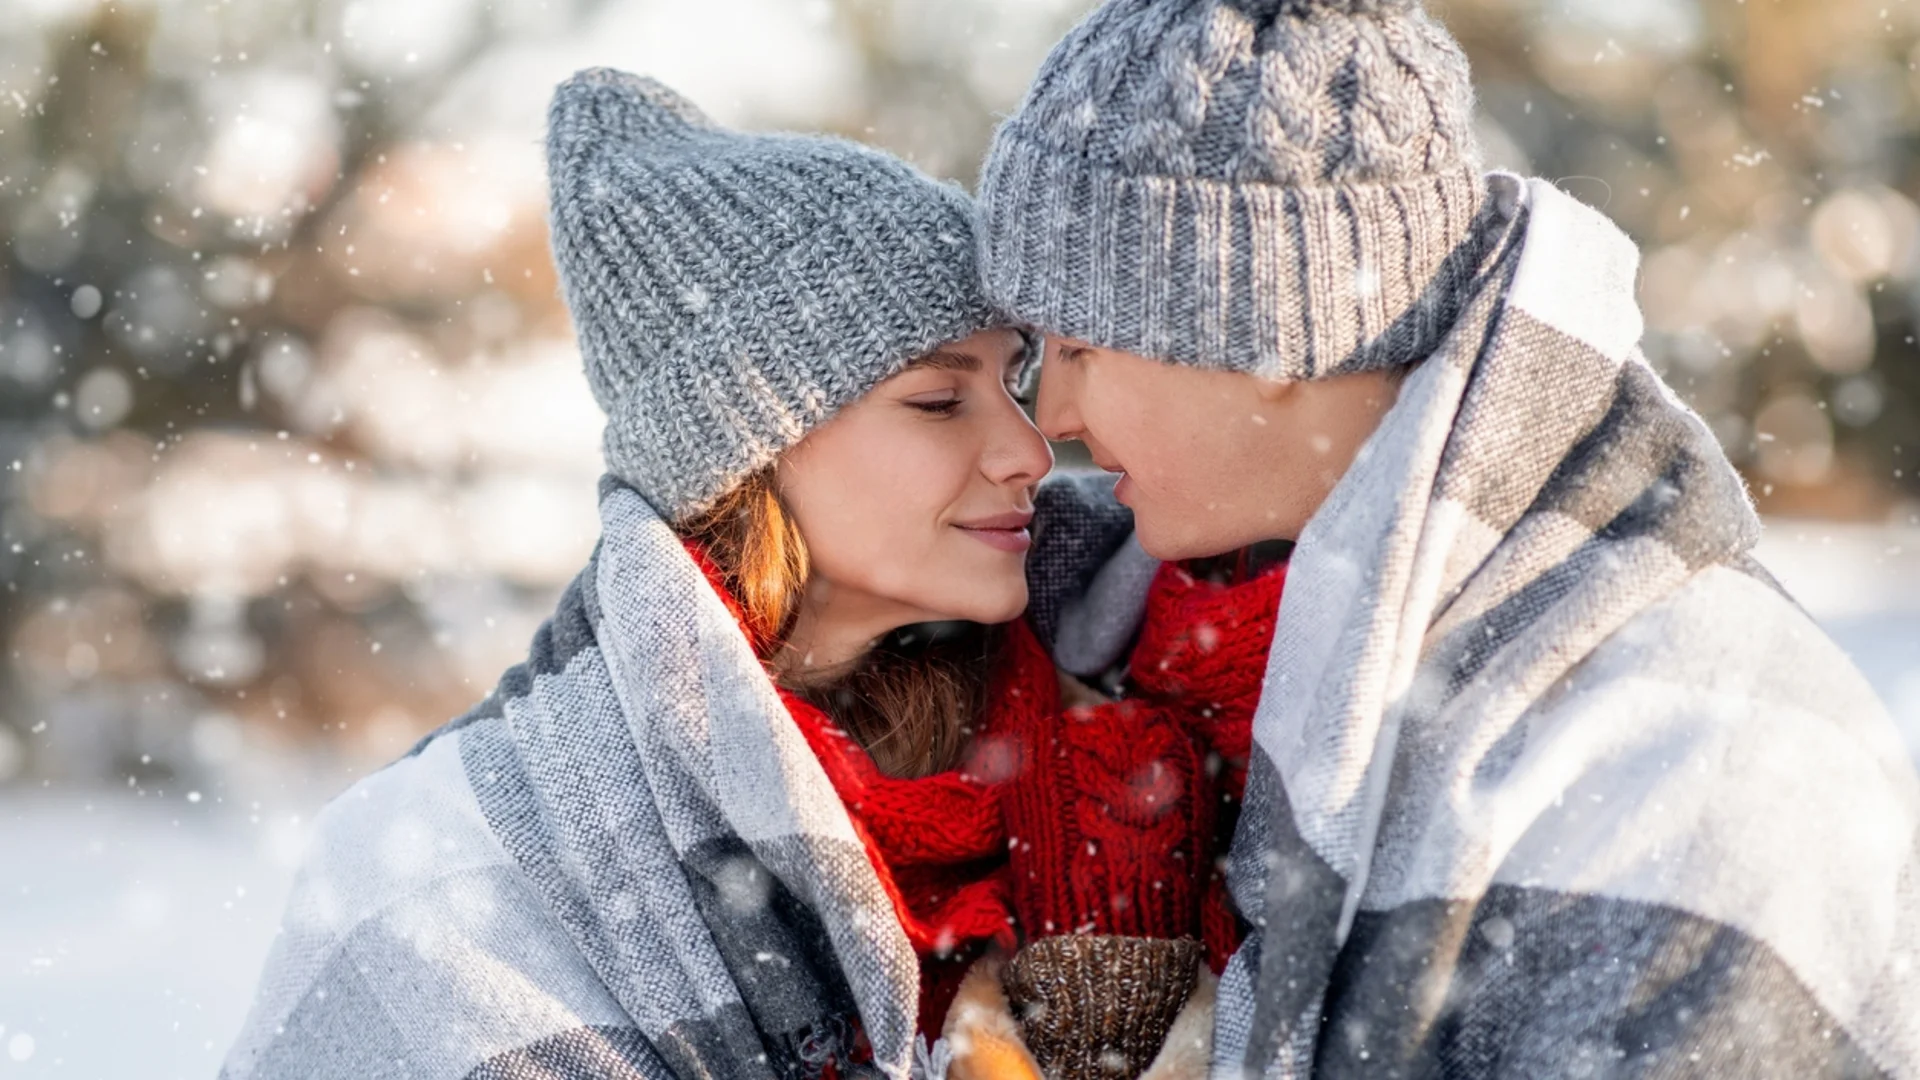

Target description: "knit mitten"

left=1138, top=960, right=1215, bottom=1080
left=1002, top=935, right=1202, bottom=1080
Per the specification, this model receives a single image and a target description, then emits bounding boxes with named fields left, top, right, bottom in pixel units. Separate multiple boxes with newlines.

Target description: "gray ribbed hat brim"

left=979, top=131, right=1488, bottom=380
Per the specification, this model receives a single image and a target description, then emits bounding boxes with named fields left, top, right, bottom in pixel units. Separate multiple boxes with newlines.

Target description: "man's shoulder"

left=1579, top=558, right=1890, bottom=729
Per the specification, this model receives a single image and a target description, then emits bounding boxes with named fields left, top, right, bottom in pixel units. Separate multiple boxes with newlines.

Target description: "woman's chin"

left=930, top=578, right=1028, bottom=627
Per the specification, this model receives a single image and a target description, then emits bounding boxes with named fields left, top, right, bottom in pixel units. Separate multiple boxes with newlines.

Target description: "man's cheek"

left=1088, top=398, right=1140, bottom=455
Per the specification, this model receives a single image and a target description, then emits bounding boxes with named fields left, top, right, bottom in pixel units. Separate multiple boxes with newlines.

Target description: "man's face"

left=1033, top=337, right=1401, bottom=559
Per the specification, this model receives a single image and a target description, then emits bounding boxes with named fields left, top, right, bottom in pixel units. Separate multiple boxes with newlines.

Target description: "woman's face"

left=776, top=327, right=1053, bottom=643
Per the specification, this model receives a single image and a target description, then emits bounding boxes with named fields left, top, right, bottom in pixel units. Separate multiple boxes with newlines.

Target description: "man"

left=983, top=0, right=1920, bottom=1075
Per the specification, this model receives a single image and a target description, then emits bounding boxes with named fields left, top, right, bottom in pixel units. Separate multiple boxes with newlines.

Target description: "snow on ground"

left=0, top=517, right=1915, bottom=1078
left=0, top=757, right=360, bottom=1078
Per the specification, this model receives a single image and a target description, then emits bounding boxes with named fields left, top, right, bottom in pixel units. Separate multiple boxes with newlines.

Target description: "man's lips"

left=1089, top=457, right=1134, bottom=505
left=954, top=511, right=1034, bottom=553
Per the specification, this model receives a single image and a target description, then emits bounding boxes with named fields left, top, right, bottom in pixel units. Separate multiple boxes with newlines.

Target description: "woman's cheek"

left=860, top=481, right=936, bottom=599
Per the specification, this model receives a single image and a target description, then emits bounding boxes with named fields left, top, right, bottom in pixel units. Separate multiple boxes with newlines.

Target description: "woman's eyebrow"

left=914, top=349, right=982, bottom=372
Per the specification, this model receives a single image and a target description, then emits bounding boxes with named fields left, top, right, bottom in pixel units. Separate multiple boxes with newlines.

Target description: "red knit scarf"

left=684, top=540, right=1050, bottom=1031
left=777, top=622, right=1058, bottom=951
left=784, top=623, right=1067, bottom=1033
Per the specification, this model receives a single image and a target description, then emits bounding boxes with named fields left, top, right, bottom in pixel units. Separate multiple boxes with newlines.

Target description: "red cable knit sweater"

left=999, top=555, right=1288, bottom=977
left=1000, top=694, right=1216, bottom=941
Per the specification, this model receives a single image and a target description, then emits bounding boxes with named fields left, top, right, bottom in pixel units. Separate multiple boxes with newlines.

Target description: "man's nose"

left=1033, top=349, right=1083, bottom=443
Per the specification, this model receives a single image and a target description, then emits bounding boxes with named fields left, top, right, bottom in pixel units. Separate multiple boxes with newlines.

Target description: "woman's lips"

left=954, top=511, right=1034, bottom=553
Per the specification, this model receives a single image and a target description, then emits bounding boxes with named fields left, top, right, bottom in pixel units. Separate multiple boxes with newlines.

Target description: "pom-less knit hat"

left=547, top=68, right=998, bottom=522
left=978, top=0, right=1488, bottom=380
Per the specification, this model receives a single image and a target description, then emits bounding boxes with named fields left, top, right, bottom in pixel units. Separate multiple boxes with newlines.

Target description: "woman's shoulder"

left=227, top=726, right=641, bottom=1080
left=294, top=727, right=520, bottom=928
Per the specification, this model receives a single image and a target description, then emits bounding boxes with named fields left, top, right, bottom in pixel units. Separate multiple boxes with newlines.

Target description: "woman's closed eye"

left=904, top=391, right=962, bottom=416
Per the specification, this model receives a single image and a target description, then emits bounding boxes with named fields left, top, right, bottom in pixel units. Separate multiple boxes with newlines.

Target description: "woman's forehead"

left=910, top=327, right=1027, bottom=372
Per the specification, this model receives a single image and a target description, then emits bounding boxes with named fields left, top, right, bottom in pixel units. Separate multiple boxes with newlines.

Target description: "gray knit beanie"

left=547, top=68, right=998, bottom=522
left=978, top=0, right=1488, bottom=380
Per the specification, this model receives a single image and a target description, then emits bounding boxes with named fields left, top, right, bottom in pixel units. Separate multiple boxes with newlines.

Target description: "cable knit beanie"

left=547, top=68, right=998, bottom=522
left=978, top=0, right=1488, bottom=380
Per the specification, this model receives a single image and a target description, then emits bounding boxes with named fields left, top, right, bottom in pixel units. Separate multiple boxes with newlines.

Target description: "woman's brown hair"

left=677, top=469, right=1001, bottom=779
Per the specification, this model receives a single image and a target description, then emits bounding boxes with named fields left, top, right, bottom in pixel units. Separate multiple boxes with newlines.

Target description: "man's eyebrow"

left=912, top=349, right=983, bottom=372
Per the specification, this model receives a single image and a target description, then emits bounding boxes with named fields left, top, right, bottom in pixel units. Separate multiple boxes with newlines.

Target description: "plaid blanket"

left=1204, top=175, right=1920, bottom=1078
left=222, top=476, right=929, bottom=1080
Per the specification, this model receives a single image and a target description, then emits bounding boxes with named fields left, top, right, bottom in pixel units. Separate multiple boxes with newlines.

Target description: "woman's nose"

left=984, top=395, right=1055, bottom=489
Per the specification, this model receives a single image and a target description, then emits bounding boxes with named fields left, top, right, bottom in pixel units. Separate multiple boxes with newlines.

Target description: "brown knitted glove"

left=1138, top=962, right=1215, bottom=1080
left=1001, top=936, right=1202, bottom=1080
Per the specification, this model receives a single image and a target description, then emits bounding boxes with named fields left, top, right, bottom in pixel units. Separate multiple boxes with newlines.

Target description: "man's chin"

left=1135, top=514, right=1275, bottom=563
left=1134, top=523, right=1223, bottom=563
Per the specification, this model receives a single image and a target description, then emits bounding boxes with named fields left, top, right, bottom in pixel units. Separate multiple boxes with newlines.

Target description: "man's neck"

left=1183, top=538, right=1295, bottom=585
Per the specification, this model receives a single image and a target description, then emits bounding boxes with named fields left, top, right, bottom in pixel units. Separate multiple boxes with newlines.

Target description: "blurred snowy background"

left=1, top=0, right=1917, bottom=1075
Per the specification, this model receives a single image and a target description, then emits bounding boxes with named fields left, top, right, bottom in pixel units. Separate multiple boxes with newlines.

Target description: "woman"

left=221, top=69, right=1232, bottom=1080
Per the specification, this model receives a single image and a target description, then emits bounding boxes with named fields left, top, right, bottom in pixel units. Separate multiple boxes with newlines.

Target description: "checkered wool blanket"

left=1202, top=175, right=1920, bottom=1078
